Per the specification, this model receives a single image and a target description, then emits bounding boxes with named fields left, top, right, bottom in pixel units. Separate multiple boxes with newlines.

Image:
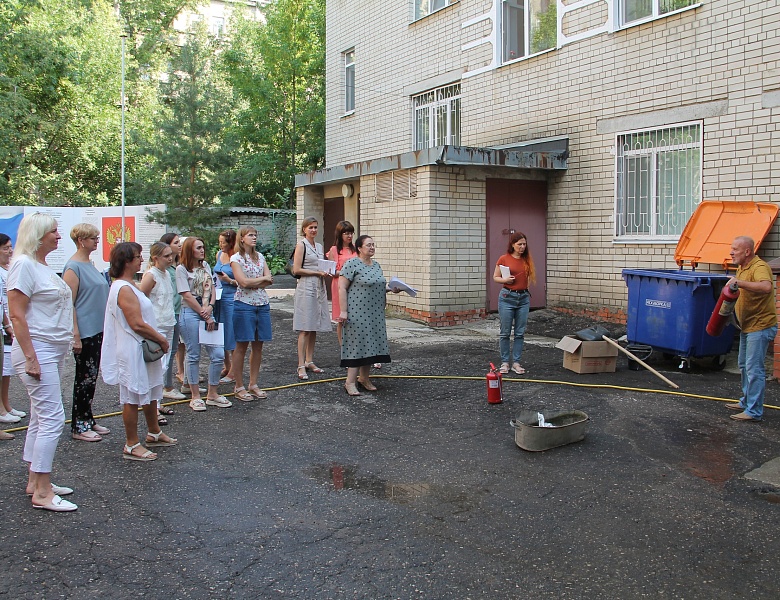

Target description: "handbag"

left=141, top=338, right=165, bottom=363
left=285, top=242, right=305, bottom=279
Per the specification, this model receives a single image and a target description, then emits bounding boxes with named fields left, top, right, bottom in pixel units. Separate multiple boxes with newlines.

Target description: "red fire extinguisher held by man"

left=706, top=281, right=740, bottom=337
left=487, top=362, right=503, bottom=404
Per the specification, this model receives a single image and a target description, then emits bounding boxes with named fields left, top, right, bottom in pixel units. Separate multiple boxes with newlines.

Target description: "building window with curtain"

left=615, top=123, right=702, bottom=240
left=412, top=83, right=461, bottom=150
left=344, top=49, right=355, bottom=114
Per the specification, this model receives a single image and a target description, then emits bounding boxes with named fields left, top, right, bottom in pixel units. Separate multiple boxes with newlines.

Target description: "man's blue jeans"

left=737, top=325, right=777, bottom=419
left=498, top=288, right=530, bottom=364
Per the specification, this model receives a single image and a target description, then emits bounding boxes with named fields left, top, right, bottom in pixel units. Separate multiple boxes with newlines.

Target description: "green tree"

left=222, top=0, right=325, bottom=208
left=0, top=0, right=125, bottom=205
left=129, top=21, right=237, bottom=230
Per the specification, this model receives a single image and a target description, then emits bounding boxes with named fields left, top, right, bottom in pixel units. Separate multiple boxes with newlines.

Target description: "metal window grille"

left=412, top=84, right=461, bottom=150
left=615, top=123, right=701, bottom=239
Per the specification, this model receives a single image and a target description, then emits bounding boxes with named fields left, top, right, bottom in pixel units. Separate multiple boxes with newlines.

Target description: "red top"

left=496, top=254, right=529, bottom=291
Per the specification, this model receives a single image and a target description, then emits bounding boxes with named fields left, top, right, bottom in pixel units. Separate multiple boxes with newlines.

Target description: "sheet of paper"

left=198, top=321, right=224, bottom=346
left=499, top=265, right=511, bottom=279
left=387, top=276, right=418, bottom=297
left=318, top=259, right=337, bottom=275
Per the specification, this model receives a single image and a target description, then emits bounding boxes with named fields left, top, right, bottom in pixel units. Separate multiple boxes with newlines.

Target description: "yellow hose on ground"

left=3, top=374, right=769, bottom=434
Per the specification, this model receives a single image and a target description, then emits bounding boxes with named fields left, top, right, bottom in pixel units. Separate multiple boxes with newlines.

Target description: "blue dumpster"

left=622, top=269, right=736, bottom=359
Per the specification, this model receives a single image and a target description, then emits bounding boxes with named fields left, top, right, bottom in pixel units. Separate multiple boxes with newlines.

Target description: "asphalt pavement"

left=1, top=286, right=779, bottom=599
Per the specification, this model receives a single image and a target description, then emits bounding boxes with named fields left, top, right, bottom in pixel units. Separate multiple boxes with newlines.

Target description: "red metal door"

left=486, top=179, right=547, bottom=311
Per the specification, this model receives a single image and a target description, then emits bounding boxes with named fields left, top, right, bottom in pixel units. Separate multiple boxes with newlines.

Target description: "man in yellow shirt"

left=726, top=236, right=777, bottom=422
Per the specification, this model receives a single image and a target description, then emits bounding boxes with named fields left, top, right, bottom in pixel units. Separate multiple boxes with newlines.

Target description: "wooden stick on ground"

left=601, top=335, right=680, bottom=389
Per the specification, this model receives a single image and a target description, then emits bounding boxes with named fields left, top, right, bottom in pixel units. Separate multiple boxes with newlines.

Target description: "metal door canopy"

left=675, top=200, right=779, bottom=269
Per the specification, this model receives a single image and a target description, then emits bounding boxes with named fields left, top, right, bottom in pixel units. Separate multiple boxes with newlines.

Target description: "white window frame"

left=414, top=0, right=453, bottom=22
left=343, top=49, right=355, bottom=115
left=614, top=122, right=702, bottom=242
left=617, top=0, right=700, bottom=30
left=412, top=84, right=461, bottom=151
left=501, top=0, right=557, bottom=64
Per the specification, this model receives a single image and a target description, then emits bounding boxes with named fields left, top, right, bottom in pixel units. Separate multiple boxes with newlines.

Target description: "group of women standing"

left=3, top=210, right=404, bottom=512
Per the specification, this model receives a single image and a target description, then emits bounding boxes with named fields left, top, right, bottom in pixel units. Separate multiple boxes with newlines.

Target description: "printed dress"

left=340, top=258, right=390, bottom=367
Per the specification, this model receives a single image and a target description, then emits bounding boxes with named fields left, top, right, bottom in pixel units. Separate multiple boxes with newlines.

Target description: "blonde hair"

left=13, top=212, right=57, bottom=260
left=236, top=226, right=258, bottom=262
left=147, top=241, right=170, bottom=270
left=69, top=223, right=99, bottom=243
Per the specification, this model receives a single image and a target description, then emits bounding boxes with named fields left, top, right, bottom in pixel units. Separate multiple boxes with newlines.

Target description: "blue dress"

left=213, top=252, right=237, bottom=351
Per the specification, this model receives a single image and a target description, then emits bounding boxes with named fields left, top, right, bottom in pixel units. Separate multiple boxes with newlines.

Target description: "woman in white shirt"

left=8, top=213, right=77, bottom=512
left=139, top=242, right=176, bottom=425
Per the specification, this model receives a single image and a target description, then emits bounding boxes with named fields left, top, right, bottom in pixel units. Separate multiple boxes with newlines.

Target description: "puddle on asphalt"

left=673, top=426, right=735, bottom=487
left=306, top=463, right=479, bottom=510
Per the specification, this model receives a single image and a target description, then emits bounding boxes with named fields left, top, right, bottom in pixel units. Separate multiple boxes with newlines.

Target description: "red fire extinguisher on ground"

left=487, top=362, right=503, bottom=404
left=706, top=281, right=740, bottom=337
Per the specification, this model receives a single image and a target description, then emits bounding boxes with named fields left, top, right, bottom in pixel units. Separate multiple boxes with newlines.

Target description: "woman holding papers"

left=230, top=226, right=273, bottom=401
left=327, top=221, right=357, bottom=345
left=102, top=242, right=176, bottom=462
left=292, top=216, right=331, bottom=380
left=337, top=235, right=392, bottom=396
left=176, top=237, right=230, bottom=411
left=492, top=232, right=536, bottom=375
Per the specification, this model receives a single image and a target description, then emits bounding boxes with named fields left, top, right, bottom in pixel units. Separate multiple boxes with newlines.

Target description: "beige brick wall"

left=323, top=0, right=780, bottom=316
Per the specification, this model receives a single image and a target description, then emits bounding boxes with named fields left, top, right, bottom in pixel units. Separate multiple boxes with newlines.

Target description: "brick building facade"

left=295, top=0, right=780, bottom=326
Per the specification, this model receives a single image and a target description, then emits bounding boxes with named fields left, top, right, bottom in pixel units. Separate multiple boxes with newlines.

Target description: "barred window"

left=412, top=84, right=461, bottom=150
left=615, top=123, right=701, bottom=240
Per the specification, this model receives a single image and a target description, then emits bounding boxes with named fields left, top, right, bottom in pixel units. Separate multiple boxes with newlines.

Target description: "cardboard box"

left=556, top=336, right=619, bottom=374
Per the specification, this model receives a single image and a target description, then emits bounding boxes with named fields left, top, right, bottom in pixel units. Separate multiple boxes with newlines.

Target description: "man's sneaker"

left=189, top=398, right=207, bottom=412
left=205, top=395, right=232, bottom=408
left=163, top=389, right=187, bottom=400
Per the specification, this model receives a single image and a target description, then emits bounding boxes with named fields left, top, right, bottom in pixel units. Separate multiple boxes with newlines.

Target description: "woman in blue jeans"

left=175, top=237, right=230, bottom=412
left=493, top=232, right=536, bottom=375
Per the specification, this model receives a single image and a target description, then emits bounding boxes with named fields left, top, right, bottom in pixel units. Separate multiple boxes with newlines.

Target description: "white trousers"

left=12, top=341, right=68, bottom=473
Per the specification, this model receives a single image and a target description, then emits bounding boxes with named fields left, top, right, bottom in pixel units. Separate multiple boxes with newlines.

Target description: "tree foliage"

left=0, top=0, right=328, bottom=227
left=130, top=21, right=236, bottom=230
left=222, top=0, right=325, bottom=209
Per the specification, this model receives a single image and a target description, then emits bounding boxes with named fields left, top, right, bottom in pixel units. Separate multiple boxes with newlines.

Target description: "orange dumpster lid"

left=675, top=200, right=779, bottom=269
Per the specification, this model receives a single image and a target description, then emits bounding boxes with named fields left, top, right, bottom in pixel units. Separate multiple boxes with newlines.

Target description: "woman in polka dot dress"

left=337, top=235, right=393, bottom=396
